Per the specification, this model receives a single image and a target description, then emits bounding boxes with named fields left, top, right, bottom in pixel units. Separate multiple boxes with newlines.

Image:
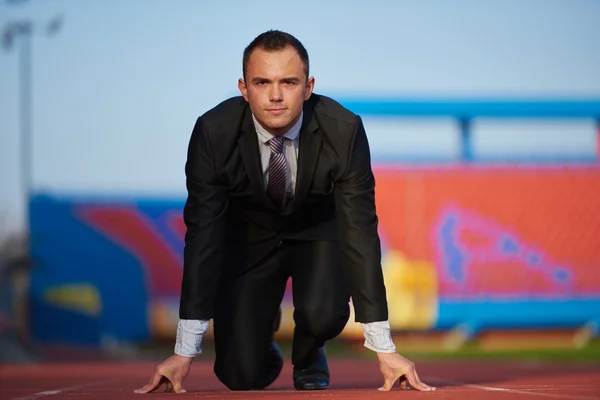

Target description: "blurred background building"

left=1, top=0, right=599, bottom=361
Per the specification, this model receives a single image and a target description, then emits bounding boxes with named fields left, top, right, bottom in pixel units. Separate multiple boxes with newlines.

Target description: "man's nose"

left=269, top=84, right=283, bottom=102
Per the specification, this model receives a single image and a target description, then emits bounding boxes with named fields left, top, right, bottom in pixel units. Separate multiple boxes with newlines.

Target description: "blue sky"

left=1, top=0, right=599, bottom=233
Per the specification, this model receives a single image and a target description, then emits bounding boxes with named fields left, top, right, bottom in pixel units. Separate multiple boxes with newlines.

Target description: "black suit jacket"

left=179, top=94, right=388, bottom=324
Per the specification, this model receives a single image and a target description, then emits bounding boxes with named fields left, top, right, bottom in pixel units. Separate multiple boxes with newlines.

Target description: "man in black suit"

left=135, top=30, right=435, bottom=394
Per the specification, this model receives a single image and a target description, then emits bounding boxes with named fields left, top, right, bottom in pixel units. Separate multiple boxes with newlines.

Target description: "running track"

left=1, top=359, right=599, bottom=399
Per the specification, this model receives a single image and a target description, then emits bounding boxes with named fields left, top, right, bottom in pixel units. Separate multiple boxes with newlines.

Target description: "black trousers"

left=213, top=240, right=351, bottom=390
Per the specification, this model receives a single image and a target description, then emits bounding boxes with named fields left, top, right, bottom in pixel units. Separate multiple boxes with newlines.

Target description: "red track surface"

left=1, top=359, right=599, bottom=399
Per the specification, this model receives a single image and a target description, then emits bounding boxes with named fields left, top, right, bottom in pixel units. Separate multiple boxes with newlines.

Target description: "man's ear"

left=304, top=76, right=315, bottom=100
left=238, top=78, right=248, bottom=101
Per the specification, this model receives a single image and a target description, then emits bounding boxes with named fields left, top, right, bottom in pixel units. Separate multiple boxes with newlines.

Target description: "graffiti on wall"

left=28, top=166, right=600, bottom=344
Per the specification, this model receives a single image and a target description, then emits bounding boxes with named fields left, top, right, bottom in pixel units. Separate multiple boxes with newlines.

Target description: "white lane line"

left=11, top=378, right=120, bottom=400
left=428, top=376, right=598, bottom=400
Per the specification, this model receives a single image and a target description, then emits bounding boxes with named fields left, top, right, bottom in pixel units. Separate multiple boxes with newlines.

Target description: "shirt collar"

left=253, top=111, right=303, bottom=144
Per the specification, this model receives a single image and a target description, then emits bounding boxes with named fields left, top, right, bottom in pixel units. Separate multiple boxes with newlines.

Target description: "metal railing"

left=340, top=98, right=600, bottom=162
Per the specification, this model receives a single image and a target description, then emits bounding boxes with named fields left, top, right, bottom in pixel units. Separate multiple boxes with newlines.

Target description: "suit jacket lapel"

left=282, top=101, right=320, bottom=215
left=238, top=108, right=279, bottom=211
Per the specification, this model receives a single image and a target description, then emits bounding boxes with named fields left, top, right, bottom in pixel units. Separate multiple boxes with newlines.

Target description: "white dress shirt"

left=175, top=112, right=396, bottom=357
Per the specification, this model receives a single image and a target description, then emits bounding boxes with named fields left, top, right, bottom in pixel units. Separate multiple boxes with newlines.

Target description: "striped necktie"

left=266, top=136, right=286, bottom=204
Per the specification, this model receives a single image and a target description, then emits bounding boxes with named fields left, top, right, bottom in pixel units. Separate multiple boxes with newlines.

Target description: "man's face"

left=239, top=46, right=314, bottom=136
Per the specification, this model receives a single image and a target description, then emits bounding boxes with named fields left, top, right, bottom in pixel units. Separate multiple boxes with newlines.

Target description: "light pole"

left=1, top=8, right=63, bottom=347
left=2, top=14, right=63, bottom=241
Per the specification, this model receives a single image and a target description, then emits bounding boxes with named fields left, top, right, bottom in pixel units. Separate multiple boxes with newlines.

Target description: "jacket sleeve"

left=334, top=115, right=389, bottom=323
left=179, top=117, right=229, bottom=320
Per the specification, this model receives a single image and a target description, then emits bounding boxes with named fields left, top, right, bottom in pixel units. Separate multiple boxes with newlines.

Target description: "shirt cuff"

left=174, top=319, right=210, bottom=357
left=362, top=320, right=396, bottom=353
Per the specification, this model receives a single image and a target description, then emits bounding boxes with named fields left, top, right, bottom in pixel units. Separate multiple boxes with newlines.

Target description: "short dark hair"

left=242, top=30, right=310, bottom=79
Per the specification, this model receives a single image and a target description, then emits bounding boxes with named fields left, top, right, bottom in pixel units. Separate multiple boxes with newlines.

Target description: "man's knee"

left=217, top=372, right=262, bottom=391
left=215, top=365, right=267, bottom=391
left=300, top=303, right=350, bottom=340
left=214, top=344, right=283, bottom=391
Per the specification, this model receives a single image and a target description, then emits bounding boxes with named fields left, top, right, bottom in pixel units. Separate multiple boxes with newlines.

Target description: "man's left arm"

left=334, top=115, right=435, bottom=392
left=333, top=115, right=388, bottom=324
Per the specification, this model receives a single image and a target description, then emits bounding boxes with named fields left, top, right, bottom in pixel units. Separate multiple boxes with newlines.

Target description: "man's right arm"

left=135, top=118, right=228, bottom=394
left=179, top=117, right=229, bottom=321
left=174, top=319, right=210, bottom=357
